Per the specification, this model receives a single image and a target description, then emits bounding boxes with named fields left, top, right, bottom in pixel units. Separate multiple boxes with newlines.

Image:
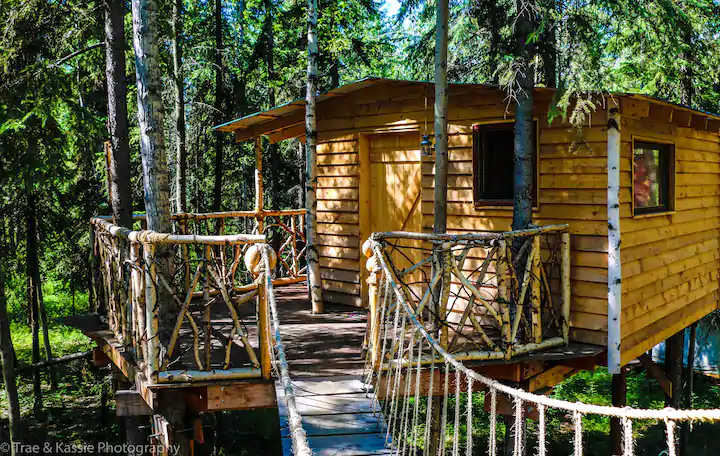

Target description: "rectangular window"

left=633, top=141, right=674, bottom=215
left=473, top=122, right=537, bottom=206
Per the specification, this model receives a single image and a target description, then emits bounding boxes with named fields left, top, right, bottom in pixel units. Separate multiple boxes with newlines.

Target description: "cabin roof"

left=214, top=77, right=720, bottom=139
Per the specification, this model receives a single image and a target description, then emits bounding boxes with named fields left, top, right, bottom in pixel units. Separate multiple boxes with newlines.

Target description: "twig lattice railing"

left=363, top=228, right=720, bottom=456
left=364, top=225, right=571, bottom=365
left=91, top=216, right=277, bottom=384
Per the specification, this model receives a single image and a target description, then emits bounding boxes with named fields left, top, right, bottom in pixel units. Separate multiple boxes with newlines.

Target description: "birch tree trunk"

left=511, top=0, right=536, bottom=231
left=211, top=0, right=224, bottom=212
left=131, top=0, right=188, bottom=452
left=433, top=0, right=449, bottom=234
left=0, top=267, right=22, bottom=451
left=265, top=0, right=279, bottom=208
left=429, top=2, right=449, bottom=453
left=306, top=0, right=323, bottom=313
left=172, top=0, right=187, bottom=213
left=104, top=0, right=133, bottom=228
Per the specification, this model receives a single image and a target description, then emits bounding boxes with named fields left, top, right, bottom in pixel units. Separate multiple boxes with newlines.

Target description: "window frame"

left=472, top=119, right=539, bottom=210
left=631, top=136, right=676, bottom=217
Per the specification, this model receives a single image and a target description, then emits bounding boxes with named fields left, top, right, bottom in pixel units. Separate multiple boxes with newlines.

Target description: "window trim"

left=631, top=136, right=676, bottom=217
left=472, top=119, right=539, bottom=210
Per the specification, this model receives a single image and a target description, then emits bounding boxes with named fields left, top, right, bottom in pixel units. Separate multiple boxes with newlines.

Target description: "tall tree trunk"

left=433, top=0, right=449, bottom=234
left=37, top=279, right=58, bottom=389
left=305, top=0, right=323, bottom=313
left=104, top=0, right=134, bottom=228
left=540, top=0, right=557, bottom=88
left=680, top=21, right=693, bottom=107
left=26, top=179, right=42, bottom=415
left=172, top=0, right=187, bottom=213
left=297, top=140, right=305, bottom=206
left=265, top=1, right=279, bottom=208
left=0, top=266, right=22, bottom=451
left=429, top=2, right=449, bottom=454
left=131, top=0, right=189, bottom=452
left=512, top=0, right=536, bottom=231
left=211, top=0, right=224, bottom=212
left=488, top=0, right=502, bottom=84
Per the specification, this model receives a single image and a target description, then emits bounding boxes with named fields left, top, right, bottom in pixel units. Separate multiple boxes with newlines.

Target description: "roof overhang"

left=214, top=77, right=720, bottom=142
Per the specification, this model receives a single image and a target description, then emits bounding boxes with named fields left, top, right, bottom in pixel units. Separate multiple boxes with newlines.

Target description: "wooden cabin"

left=217, top=77, right=720, bottom=373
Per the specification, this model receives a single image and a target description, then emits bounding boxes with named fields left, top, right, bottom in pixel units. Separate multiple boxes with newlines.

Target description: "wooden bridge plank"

left=277, top=392, right=376, bottom=416
left=286, top=376, right=371, bottom=396
left=281, top=434, right=393, bottom=456
left=280, top=412, right=383, bottom=437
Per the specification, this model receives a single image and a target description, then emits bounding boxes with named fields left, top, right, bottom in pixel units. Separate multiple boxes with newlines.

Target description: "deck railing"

left=128, top=209, right=307, bottom=284
left=91, top=216, right=285, bottom=384
left=363, top=224, right=571, bottom=366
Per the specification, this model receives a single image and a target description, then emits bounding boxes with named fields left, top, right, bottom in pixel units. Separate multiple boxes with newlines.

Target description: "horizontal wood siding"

left=619, top=113, right=720, bottom=365
left=317, top=135, right=363, bottom=307
left=309, top=89, right=611, bottom=344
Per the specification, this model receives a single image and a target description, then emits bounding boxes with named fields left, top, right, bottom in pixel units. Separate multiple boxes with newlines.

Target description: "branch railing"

left=125, top=209, right=307, bottom=285
left=363, top=224, right=571, bottom=367
left=91, top=216, right=279, bottom=384
left=362, top=229, right=720, bottom=456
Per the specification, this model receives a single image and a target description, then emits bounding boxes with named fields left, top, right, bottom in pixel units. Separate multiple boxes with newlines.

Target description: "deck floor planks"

left=274, top=286, right=392, bottom=456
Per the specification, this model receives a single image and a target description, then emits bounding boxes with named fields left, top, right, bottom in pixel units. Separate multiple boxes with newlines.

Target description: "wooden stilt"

left=665, top=330, right=684, bottom=409
left=610, top=366, right=626, bottom=456
left=680, top=322, right=698, bottom=455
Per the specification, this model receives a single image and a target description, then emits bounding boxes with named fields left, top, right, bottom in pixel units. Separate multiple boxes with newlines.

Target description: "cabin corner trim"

left=607, top=107, right=622, bottom=374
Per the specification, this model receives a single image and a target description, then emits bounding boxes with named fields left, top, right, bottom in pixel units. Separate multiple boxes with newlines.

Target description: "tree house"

left=217, top=77, right=720, bottom=374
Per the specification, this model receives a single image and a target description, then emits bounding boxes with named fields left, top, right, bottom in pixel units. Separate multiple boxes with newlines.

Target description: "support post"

left=607, top=107, right=622, bottom=374
left=257, top=270, right=272, bottom=380
left=255, top=137, right=264, bottom=233
left=363, top=245, right=381, bottom=367
left=610, top=366, right=626, bottom=456
left=665, top=330, right=684, bottom=408
left=143, top=242, right=160, bottom=383
left=560, top=231, right=571, bottom=343
left=497, top=240, right=512, bottom=351
left=680, top=322, right=697, bottom=454
left=529, top=235, right=542, bottom=343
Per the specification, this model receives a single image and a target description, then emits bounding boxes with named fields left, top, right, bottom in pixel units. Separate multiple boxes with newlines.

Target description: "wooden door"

left=367, top=132, right=423, bottom=292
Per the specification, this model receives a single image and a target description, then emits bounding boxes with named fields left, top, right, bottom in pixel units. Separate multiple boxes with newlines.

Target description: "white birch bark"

left=433, top=0, right=449, bottom=234
left=305, top=0, right=323, bottom=313
left=607, top=108, right=622, bottom=374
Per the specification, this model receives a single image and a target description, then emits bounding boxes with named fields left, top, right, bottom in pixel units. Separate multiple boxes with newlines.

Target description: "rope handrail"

left=367, top=237, right=720, bottom=456
left=261, top=247, right=313, bottom=456
left=370, top=239, right=720, bottom=421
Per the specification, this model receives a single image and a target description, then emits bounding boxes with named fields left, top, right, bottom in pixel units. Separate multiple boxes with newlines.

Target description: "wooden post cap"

left=365, top=254, right=379, bottom=273
left=362, top=239, right=373, bottom=258
left=244, top=244, right=277, bottom=276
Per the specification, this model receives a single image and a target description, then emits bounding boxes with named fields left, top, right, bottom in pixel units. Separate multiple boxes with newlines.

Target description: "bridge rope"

left=365, top=239, right=720, bottom=456
left=261, top=247, right=313, bottom=456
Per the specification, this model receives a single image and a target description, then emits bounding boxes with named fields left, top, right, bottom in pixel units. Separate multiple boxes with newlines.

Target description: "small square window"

left=473, top=122, right=537, bottom=207
left=633, top=141, right=674, bottom=215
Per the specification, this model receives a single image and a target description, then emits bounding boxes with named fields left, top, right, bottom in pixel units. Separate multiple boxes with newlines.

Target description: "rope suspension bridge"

left=84, top=213, right=720, bottom=456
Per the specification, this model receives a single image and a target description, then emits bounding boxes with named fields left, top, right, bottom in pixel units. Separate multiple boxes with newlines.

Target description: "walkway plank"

left=281, top=434, right=393, bottom=456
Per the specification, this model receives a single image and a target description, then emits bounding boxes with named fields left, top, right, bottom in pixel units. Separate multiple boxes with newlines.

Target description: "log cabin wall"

left=316, top=135, right=363, bottom=307
left=311, top=84, right=612, bottom=347
left=618, top=99, right=720, bottom=365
